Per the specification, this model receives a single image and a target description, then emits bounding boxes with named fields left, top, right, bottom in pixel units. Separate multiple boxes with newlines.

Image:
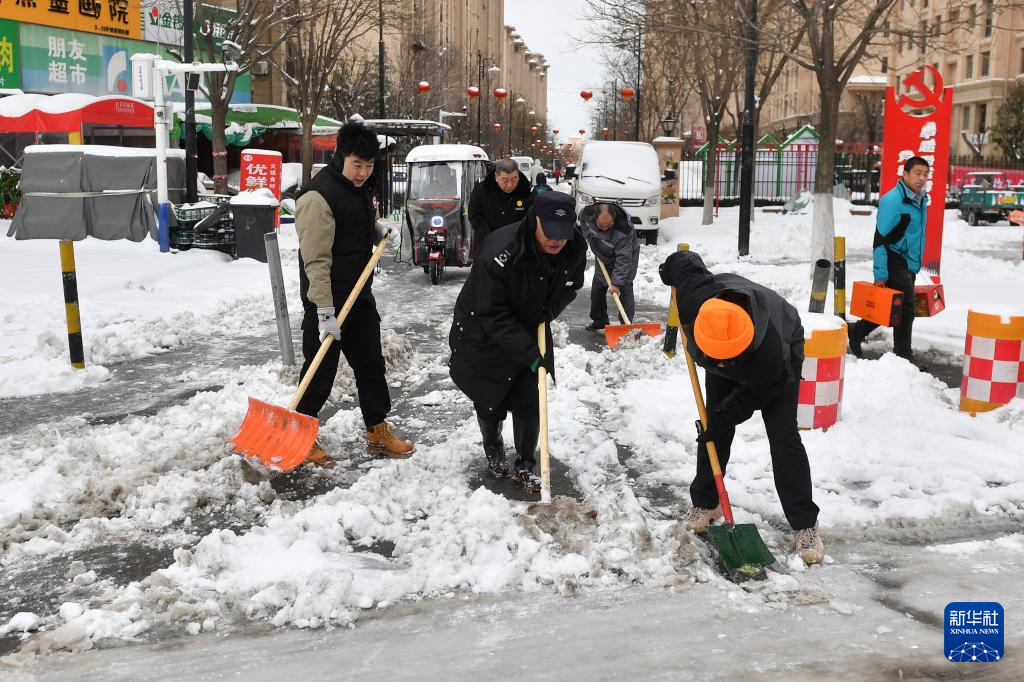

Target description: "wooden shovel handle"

left=288, top=235, right=391, bottom=411
left=681, top=342, right=735, bottom=524
left=595, top=257, right=631, bottom=324
left=537, top=322, right=551, bottom=503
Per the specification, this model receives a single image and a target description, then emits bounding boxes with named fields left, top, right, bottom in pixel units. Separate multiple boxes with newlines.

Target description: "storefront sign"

left=880, top=65, right=953, bottom=274
left=19, top=23, right=251, bottom=103
left=0, top=0, right=140, bottom=40
left=143, top=1, right=235, bottom=50
left=239, top=148, right=282, bottom=226
left=0, top=19, right=21, bottom=89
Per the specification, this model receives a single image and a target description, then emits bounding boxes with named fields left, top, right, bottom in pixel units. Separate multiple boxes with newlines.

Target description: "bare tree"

left=278, top=0, right=382, bottom=184
left=178, top=0, right=294, bottom=194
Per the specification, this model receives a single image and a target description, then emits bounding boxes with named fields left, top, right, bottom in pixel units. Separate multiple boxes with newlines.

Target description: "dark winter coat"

left=449, top=214, right=587, bottom=410
left=295, top=152, right=378, bottom=312
left=659, top=250, right=805, bottom=427
left=579, top=204, right=640, bottom=287
left=467, top=169, right=533, bottom=248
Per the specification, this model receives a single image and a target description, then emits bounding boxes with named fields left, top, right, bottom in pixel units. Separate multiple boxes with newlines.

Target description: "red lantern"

left=552, top=129, right=559, bottom=135
left=493, top=88, right=508, bottom=99
left=620, top=86, right=635, bottom=100
left=530, top=126, right=538, bottom=135
left=417, top=81, right=431, bottom=93
left=579, top=128, right=586, bottom=135
left=601, top=127, right=609, bottom=137
left=580, top=90, right=593, bottom=101
left=493, top=122, right=503, bottom=130
left=466, top=86, right=480, bottom=97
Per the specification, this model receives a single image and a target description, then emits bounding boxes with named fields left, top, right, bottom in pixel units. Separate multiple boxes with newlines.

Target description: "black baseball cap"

left=533, top=192, right=577, bottom=240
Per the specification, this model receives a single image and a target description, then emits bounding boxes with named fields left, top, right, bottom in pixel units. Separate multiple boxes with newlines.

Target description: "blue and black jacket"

left=872, top=179, right=927, bottom=281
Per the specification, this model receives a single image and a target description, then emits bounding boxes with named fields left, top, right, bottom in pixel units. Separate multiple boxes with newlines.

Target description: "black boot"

left=848, top=322, right=866, bottom=358
left=512, top=416, right=541, bottom=492
left=477, top=417, right=510, bottom=478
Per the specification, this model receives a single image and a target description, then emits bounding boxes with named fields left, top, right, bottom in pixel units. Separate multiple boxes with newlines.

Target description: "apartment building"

left=889, top=0, right=1024, bottom=157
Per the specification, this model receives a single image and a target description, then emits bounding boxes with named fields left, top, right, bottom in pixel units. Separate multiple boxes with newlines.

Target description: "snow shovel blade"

left=604, top=322, right=662, bottom=348
left=705, top=522, right=776, bottom=574
left=229, top=397, right=318, bottom=473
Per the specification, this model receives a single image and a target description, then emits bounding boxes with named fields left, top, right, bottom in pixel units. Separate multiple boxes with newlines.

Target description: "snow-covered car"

left=571, top=141, right=662, bottom=244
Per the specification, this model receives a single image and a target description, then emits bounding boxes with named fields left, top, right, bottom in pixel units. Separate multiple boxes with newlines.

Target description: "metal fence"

left=675, top=143, right=1024, bottom=207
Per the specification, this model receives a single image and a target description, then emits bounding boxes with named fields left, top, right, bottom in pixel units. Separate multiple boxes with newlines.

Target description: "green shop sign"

left=0, top=19, right=20, bottom=90
left=19, top=23, right=250, bottom=103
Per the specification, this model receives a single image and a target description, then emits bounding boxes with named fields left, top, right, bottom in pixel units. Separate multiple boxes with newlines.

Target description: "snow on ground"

left=1, top=200, right=1023, bottom=663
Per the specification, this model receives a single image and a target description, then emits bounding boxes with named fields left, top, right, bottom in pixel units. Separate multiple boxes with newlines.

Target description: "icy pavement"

left=2, top=204, right=1023, bottom=677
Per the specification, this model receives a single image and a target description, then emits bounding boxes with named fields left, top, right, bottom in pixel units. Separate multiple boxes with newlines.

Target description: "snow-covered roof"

left=847, top=75, right=887, bottom=86
left=405, top=144, right=488, bottom=163
left=0, top=93, right=151, bottom=117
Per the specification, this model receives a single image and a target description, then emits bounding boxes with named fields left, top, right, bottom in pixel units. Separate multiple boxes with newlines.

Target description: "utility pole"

left=184, top=0, right=197, bottom=203
left=634, top=31, right=641, bottom=141
left=377, top=0, right=385, bottom=119
left=611, top=79, right=618, bottom=141
left=477, top=50, right=483, bottom=146
left=738, top=0, right=758, bottom=257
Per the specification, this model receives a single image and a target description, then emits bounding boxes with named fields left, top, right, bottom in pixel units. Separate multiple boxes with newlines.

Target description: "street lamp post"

left=633, top=30, right=642, bottom=141
left=378, top=0, right=385, bottom=119
left=738, top=0, right=758, bottom=257
left=476, top=51, right=500, bottom=146
left=508, top=94, right=525, bottom=156
left=661, top=112, right=677, bottom=136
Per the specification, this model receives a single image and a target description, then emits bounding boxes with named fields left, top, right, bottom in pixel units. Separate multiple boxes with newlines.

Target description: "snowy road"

left=2, top=205, right=1023, bottom=678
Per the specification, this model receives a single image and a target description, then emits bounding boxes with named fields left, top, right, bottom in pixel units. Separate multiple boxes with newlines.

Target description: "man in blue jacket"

left=848, top=157, right=930, bottom=369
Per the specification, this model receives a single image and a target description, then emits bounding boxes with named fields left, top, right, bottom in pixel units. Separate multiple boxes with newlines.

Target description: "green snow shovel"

left=682, top=343, right=776, bottom=579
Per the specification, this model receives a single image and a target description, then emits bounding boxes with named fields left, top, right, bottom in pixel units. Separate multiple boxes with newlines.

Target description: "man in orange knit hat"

left=660, top=250, right=823, bottom=564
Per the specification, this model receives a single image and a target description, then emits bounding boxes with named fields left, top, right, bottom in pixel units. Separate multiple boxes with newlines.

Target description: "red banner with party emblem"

left=880, top=65, right=953, bottom=275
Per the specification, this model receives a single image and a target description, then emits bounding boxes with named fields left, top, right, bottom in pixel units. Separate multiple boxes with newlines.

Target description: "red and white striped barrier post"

left=797, top=314, right=848, bottom=431
left=960, top=308, right=1024, bottom=414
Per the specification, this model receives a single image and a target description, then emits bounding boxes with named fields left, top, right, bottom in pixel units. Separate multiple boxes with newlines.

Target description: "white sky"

left=504, top=0, right=606, bottom=142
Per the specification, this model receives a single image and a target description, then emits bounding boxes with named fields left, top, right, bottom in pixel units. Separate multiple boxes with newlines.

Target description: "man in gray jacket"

left=580, top=202, right=641, bottom=331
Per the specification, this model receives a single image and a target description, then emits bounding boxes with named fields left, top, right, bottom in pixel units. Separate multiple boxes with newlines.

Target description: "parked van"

left=511, top=156, right=534, bottom=180
left=571, top=141, right=662, bottom=244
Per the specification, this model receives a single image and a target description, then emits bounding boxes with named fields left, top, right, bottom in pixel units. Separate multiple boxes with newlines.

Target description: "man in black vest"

left=449, top=192, right=587, bottom=491
left=294, top=120, right=415, bottom=466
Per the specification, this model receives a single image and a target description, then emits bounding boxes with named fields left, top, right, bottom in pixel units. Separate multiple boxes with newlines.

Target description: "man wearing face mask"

left=449, top=192, right=587, bottom=491
left=294, top=119, right=415, bottom=467
left=848, top=156, right=931, bottom=369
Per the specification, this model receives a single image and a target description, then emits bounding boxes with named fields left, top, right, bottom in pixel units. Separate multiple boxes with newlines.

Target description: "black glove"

left=695, top=412, right=728, bottom=445
left=530, top=352, right=555, bottom=377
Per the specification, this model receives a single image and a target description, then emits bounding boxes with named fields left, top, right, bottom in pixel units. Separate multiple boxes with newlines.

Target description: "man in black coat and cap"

left=449, top=192, right=587, bottom=491
left=659, top=250, right=824, bottom=564
left=467, top=158, right=533, bottom=254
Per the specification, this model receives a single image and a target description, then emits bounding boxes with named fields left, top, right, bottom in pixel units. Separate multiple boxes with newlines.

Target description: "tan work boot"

left=683, top=505, right=723, bottom=533
left=364, top=421, right=415, bottom=458
left=793, top=523, right=825, bottom=565
left=305, top=440, right=335, bottom=468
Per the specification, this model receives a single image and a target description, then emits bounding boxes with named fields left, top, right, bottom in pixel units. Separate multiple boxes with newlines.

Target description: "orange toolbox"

left=850, top=281, right=904, bottom=326
left=915, top=283, right=945, bottom=317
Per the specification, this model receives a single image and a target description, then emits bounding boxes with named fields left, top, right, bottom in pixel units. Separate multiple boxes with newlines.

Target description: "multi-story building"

left=888, top=0, right=1024, bottom=157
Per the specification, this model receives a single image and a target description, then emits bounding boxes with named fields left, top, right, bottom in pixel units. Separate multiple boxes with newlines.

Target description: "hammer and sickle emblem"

left=896, top=65, right=945, bottom=111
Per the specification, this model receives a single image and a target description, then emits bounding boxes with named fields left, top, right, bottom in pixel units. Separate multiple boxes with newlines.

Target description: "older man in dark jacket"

left=579, top=202, right=640, bottom=331
left=467, top=158, right=533, bottom=254
left=659, top=250, right=824, bottom=564
left=449, top=192, right=587, bottom=491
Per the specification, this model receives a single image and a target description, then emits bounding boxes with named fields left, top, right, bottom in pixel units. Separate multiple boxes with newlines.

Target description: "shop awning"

left=179, top=103, right=345, bottom=145
left=0, top=94, right=155, bottom=133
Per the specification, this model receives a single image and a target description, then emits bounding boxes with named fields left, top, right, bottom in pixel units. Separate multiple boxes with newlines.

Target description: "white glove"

left=316, top=307, right=341, bottom=341
left=374, top=221, right=392, bottom=245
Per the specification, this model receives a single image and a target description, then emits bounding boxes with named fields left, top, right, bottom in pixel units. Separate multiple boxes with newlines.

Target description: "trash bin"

left=230, top=190, right=279, bottom=262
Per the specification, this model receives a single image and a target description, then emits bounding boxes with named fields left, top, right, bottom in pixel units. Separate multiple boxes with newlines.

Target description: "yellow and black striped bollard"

left=59, top=240, right=85, bottom=369
left=834, top=236, right=846, bottom=319
left=662, top=242, right=689, bottom=357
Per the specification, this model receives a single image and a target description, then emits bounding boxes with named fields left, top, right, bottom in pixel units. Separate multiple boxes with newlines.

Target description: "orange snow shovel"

left=594, top=258, right=661, bottom=348
left=229, top=235, right=391, bottom=472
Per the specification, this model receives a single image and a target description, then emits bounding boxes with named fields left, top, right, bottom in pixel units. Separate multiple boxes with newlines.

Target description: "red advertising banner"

left=239, top=148, right=282, bottom=227
left=880, top=65, right=953, bottom=274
